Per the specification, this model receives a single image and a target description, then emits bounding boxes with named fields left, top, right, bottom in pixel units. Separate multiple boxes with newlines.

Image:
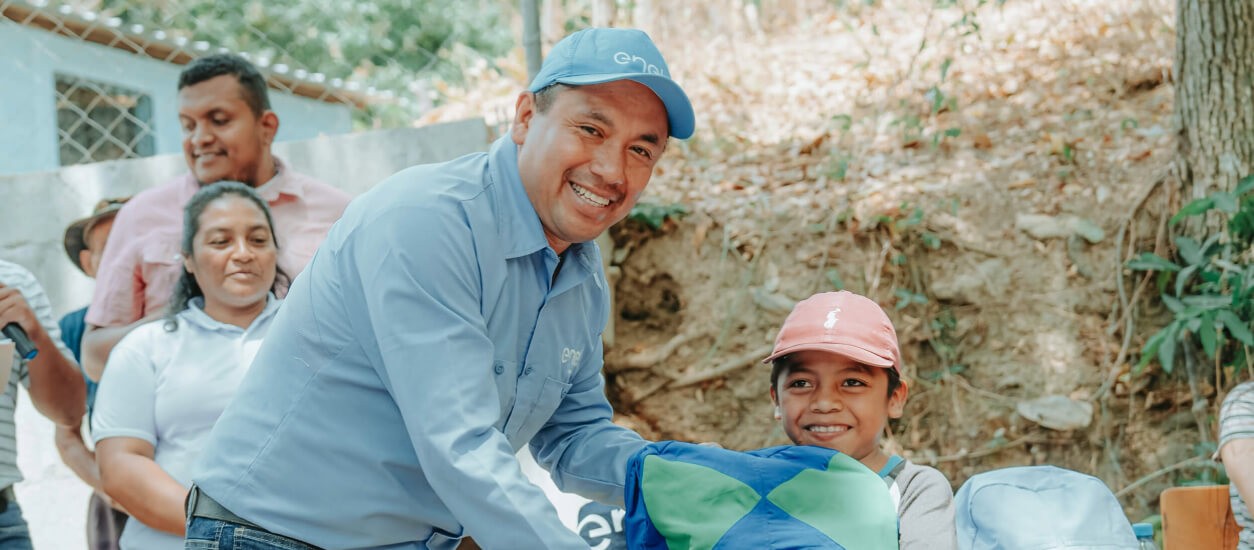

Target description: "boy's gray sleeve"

left=898, top=463, right=959, bottom=550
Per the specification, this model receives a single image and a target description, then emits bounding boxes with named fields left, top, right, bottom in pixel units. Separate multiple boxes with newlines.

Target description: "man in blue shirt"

left=187, top=27, right=695, bottom=549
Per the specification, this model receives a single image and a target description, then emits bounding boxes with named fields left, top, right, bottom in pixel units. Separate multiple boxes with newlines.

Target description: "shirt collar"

left=181, top=294, right=281, bottom=333
left=254, top=157, right=305, bottom=202
left=487, top=135, right=595, bottom=262
left=182, top=157, right=303, bottom=203
left=489, top=136, right=550, bottom=260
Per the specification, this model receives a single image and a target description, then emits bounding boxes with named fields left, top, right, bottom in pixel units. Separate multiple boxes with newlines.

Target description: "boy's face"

left=770, top=350, right=908, bottom=470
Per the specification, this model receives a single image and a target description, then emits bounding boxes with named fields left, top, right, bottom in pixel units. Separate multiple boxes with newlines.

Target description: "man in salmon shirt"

left=80, top=53, right=350, bottom=381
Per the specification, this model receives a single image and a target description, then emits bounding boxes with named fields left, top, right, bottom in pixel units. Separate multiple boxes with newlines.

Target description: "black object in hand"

left=1, top=324, right=36, bottom=361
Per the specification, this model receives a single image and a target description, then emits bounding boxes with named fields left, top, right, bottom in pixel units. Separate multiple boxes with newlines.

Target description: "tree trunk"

left=522, top=0, right=543, bottom=81
left=1174, top=0, right=1254, bottom=236
left=632, top=0, right=656, bottom=37
left=542, top=0, right=566, bottom=46
left=591, top=0, right=616, bottom=27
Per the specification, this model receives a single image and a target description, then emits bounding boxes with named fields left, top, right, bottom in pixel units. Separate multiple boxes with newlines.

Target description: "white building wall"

left=0, top=23, right=352, bottom=175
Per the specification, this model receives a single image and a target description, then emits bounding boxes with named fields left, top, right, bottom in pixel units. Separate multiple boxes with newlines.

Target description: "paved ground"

left=14, top=387, right=90, bottom=549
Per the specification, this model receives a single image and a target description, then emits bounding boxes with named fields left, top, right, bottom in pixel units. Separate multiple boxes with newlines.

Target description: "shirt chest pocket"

left=141, top=239, right=182, bottom=268
left=140, top=239, right=183, bottom=287
left=496, top=361, right=572, bottom=446
left=139, top=239, right=184, bottom=316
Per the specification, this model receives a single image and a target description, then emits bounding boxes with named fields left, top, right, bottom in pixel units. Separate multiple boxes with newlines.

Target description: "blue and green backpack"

left=624, top=441, right=899, bottom=550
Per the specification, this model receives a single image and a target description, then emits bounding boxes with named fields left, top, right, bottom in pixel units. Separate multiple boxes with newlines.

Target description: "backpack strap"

left=878, top=455, right=906, bottom=485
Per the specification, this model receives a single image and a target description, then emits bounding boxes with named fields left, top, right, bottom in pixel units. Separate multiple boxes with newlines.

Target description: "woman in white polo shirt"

left=91, top=181, right=285, bottom=549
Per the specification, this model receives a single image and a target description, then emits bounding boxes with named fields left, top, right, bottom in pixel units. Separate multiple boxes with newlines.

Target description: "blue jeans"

left=0, top=499, right=33, bottom=550
left=184, top=517, right=319, bottom=550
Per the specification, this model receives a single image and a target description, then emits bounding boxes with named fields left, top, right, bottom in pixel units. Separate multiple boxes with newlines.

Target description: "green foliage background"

left=96, top=0, right=517, bottom=127
left=1128, top=176, right=1254, bottom=380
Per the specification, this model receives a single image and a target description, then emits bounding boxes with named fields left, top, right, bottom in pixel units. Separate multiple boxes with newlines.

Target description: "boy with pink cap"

left=765, top=290, right=958, bottom=549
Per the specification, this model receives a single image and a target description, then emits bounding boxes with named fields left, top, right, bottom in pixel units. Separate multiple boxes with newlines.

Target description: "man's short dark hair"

left=178, top=54, right=271, bottom=116
left=770, top=354, right=903, bottom=398
left=533, top=83, right=571, bottom=113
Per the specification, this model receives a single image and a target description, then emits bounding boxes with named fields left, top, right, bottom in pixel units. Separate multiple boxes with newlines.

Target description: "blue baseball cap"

left=528, top=28, right=695, bottom=140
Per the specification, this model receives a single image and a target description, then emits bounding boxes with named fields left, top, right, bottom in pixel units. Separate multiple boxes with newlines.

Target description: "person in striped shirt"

left=0, top=259, right=89, bottom=547
left=1219, top=381, right=1254, bottom=549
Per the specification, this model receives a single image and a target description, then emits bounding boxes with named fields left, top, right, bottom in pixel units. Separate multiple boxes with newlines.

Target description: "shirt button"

left=524, top=366, right=534, bottom=376
left=494, top=364, right=504, bottom=374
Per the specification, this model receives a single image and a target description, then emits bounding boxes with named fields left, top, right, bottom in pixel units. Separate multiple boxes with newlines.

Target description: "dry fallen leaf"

left=972, top=132, right=993, bottom=149
left=692, top=217, right=712, bottom=251
left=797, top=132, right=829, bottom=155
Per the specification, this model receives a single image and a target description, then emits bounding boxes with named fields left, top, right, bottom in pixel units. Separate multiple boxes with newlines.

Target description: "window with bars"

left=54, top=74, right=156, bottom=166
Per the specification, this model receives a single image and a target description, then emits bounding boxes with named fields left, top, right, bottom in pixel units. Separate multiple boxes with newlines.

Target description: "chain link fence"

left=53, top=72, right=155, bottom=164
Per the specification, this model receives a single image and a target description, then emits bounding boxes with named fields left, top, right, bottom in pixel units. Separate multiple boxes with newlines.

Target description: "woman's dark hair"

left=769, top=354, right=903, bottom=398
left=164, top=181, right=286, bottom=331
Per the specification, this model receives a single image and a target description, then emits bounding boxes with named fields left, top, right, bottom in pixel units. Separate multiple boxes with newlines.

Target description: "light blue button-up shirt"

left=193, top=136, right=646, bottom=549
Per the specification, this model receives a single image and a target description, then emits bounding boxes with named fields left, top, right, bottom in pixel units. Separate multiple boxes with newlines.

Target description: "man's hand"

left=0, top=283, right=46, bottom=342
left=0, top=281, right=86, bottom=426
left=54, top=421, right=129, bottom=516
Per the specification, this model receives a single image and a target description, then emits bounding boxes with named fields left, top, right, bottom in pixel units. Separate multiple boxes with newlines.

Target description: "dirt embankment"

left=426, top=0, right=1206, bottom=520
left=595, top=0, right=1200, bottom=519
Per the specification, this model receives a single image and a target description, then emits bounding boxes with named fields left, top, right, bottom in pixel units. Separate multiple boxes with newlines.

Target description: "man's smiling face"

left=511, top=80, right=669, bottom=255
left=178, top=74, right=276, bottom=186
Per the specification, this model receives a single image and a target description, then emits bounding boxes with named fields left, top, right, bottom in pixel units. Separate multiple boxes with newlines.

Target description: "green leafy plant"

left=1126, top=175, right=1254, bottom=375
left=894, top=287, right=930, bottom=310
left=627, top=202, right=689, bottom=231
left=862, top=200, right=966, bottom=381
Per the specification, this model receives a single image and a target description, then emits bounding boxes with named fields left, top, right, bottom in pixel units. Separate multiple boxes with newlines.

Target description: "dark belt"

left=185, top=485, right=263, bottom=531
left=0, top=485, right=15, bottom=514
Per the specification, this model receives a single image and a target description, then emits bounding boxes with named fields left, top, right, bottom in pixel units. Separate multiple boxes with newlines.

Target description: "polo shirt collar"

left=181, top=294, right=281, bottom=333
left=254, top=157, right=305, bottom=202
left=181, top=157, right=304, bottom=203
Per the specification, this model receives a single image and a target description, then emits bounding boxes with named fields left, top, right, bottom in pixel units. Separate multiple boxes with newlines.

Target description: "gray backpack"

left=955, top=465, right=1140, bottom=550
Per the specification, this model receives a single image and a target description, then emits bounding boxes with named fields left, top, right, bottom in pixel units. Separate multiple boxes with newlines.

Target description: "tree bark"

left=522, top=0, right=542, bottom=81
left=542, top=0, right=566, bottom=46
left=1174, top=0, right=1254, bottom=235
left=591, top=0, right=616, bottom=27
left=632, top=0, right=656, bottom=37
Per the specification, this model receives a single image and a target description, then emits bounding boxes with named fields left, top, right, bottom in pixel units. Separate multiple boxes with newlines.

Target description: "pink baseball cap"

left=762, top=291, right=902, bottom=373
